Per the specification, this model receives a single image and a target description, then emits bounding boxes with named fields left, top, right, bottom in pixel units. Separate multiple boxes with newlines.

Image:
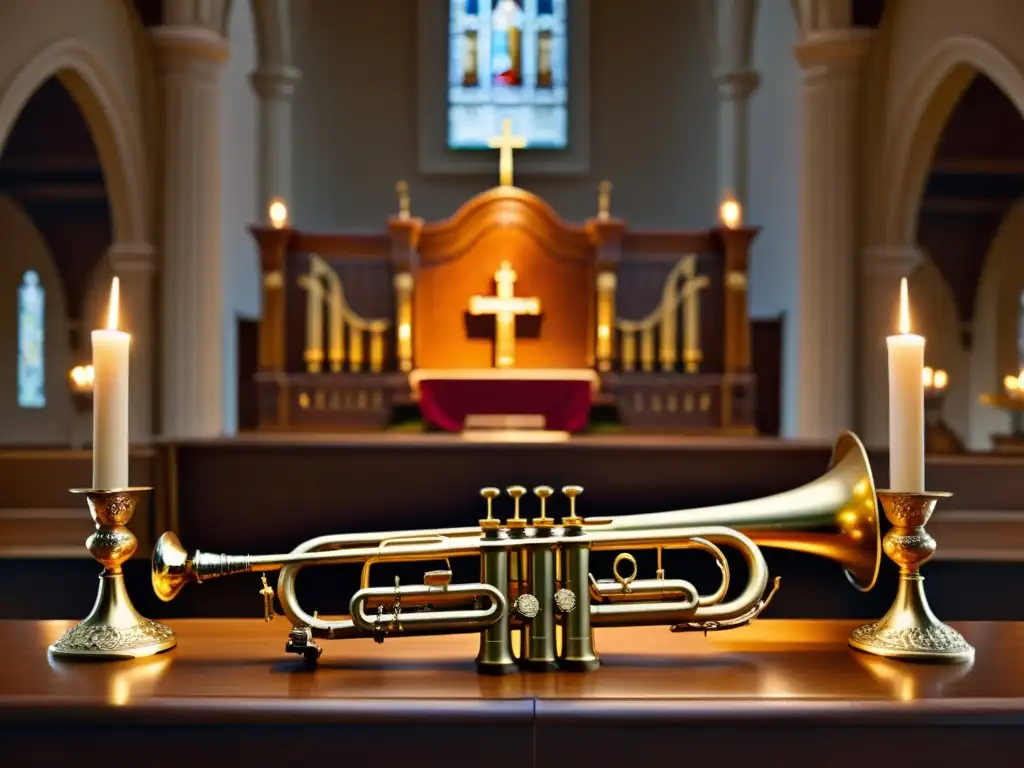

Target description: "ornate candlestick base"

left=48, top=488, right=176, bottom=661
left=849, top=490, right=974, bottom=663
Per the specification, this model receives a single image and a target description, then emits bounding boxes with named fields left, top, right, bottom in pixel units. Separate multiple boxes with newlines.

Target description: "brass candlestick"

left=849, top=490, right=974, bottom=663
left=49, top=487, right=176, bottom=660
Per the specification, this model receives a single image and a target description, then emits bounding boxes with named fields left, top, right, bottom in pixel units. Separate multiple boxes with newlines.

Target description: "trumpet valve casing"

left=557, top=518, right=599, bottom=672
left=474, top=527, right=518, bottom=675
left=520, top=520, right=558, bottom=672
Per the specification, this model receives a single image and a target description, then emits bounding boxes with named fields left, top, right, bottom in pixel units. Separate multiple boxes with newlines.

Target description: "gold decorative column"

left=716, top=198, right=758, bottom=374
left=394, top=272, right=414, bottom=372
left=596, top=271, right=616, bottom=371
left=586, top=215, right=625, bottom=371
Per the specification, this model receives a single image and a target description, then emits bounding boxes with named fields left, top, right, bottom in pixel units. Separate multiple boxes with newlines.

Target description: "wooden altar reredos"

left=249, top=184, right=760, bottom=432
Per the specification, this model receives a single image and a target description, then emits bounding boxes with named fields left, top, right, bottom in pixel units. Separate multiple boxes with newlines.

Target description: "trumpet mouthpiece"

left=151, top=531, right=193, bottom=602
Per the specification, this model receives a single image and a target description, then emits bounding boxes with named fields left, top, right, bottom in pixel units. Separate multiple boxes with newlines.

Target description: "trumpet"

left=152, top=431, right=880, bottom=673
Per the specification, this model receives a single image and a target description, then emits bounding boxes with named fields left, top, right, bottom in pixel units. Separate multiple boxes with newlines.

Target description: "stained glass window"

left=17, top=269, right=45, bottom=409
left=447, top=0, right=568, bottom=150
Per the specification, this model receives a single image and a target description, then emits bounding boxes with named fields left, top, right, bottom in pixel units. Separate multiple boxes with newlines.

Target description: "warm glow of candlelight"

left=1005, top=374, right=1020, bottom=393
left=720, top=196, right=741, bottom=230
left=922, top=366, right=933, bottom=387
left=933, top=369, right=948, bottom=390
left=268, top=198, right=289, bottom=229
left=106, top=277, right=120, bottom=331
left=69, top=364, right=95, bottom=393
left=897, top=277, right=911, bottom=334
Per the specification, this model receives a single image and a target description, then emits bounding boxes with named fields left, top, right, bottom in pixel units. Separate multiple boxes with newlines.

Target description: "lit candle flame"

left=922, top=366, right=933, bottom=388
left=107, top=277, right=120, bottom=331
left=268, top=198, right=288, bottom=229
left=720, top=195, right=741, bottom=230
left=933, top=369, right=948, bottom=390
left=898, top=277, right=910, bottom=334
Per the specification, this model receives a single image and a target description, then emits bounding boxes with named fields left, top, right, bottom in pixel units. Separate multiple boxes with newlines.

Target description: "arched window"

left=17, top=269, right=45, bottom=408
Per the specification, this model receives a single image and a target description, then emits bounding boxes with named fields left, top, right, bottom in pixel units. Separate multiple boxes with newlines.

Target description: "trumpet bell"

left=152, top=531, right=191, bottom=602
left=586, top=430, right=882, bottom=593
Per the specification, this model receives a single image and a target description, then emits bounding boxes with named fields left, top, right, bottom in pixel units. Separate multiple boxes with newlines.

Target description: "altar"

left=248, top=122, right=765, bottom=436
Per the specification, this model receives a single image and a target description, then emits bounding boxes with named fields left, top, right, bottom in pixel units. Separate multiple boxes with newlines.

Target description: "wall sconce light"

left=69, top=364, right=94, bottom=413
left=922, top=366, right=963, bottom=454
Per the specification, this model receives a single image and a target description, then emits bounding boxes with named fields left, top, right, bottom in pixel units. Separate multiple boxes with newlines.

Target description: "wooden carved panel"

left=414, top=188, right=596, bottom=370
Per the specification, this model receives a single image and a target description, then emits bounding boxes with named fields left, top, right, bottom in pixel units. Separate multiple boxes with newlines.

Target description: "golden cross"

left=468, top=260, right=540, bottom=368
left=487, top=119, right=527, bottom=187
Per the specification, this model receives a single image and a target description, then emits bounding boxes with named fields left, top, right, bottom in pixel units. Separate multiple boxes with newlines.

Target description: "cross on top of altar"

left=468, top=260, right=540, bottom=368
left=487, top=119, right=527, bottom=187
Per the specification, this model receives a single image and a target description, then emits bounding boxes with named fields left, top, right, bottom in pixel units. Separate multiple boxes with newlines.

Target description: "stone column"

left=151, top=25, right=229, bottom=439
left=106, top=242, right=157, bottom=445
left=793, top=28, right=874, bottom=440
left=716, top=70, right=760, bottom=205
left=859, top=245, right=924, bottom=447
left=711, top=0, right=760, bottom=206
left=250, top=65, right=301, bottom=213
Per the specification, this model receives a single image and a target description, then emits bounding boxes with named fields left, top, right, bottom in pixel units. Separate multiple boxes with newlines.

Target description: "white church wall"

left=967, top=200, right=1024, bottom=449
left=0, top=195, right=73, bottom=445
left=218, top=0, right=261, bottom=436
left=289, top=0, right=718, bottom=232
left=747, top=1, right=800, bottom=437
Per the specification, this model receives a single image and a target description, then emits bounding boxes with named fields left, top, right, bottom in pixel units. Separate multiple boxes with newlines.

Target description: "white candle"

left=887, top=277, right=925, bottom=492
left=92, top=277, right=130, bottom=490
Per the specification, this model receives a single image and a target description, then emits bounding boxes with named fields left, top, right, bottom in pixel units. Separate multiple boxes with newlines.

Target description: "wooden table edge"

left=0, top=696, right=537, bottom=726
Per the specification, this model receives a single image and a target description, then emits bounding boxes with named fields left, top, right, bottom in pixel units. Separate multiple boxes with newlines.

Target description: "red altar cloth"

left=411, top=369, right=598, bottom=433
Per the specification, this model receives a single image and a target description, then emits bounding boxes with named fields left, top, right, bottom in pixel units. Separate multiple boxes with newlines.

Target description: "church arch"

left=966, top=201, right=1024, bottom=448
left=876, top=35, right=1024, bottom=249
left=0, top=37, right=149, bottom=247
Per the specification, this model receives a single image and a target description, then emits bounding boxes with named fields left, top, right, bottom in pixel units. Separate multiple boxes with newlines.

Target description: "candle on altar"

left=268, top=198, right=289, bottom=229
left=92, top=277, right=130, bottom=490
left=719, top=193, right=741, bottom=230
left=887, top=277, right=925, bottom=492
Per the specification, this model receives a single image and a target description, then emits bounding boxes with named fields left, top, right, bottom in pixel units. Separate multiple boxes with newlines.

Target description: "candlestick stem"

left=48, top=487, right=176, bottom=660
left=849, top=490, right=973, bottom=663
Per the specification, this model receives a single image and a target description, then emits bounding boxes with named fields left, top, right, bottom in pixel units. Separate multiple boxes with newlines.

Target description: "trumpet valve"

left=504, top=485, right=527, bottom=530
left=479, top=487, right=501, bottom=530
left=532, top=485, right=554, bottom=527
left=560, top=485, right=584, bottom=526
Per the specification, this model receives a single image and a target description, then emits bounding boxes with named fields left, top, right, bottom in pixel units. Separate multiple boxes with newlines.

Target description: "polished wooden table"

left=3, top=619, right=1024, bottom=767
